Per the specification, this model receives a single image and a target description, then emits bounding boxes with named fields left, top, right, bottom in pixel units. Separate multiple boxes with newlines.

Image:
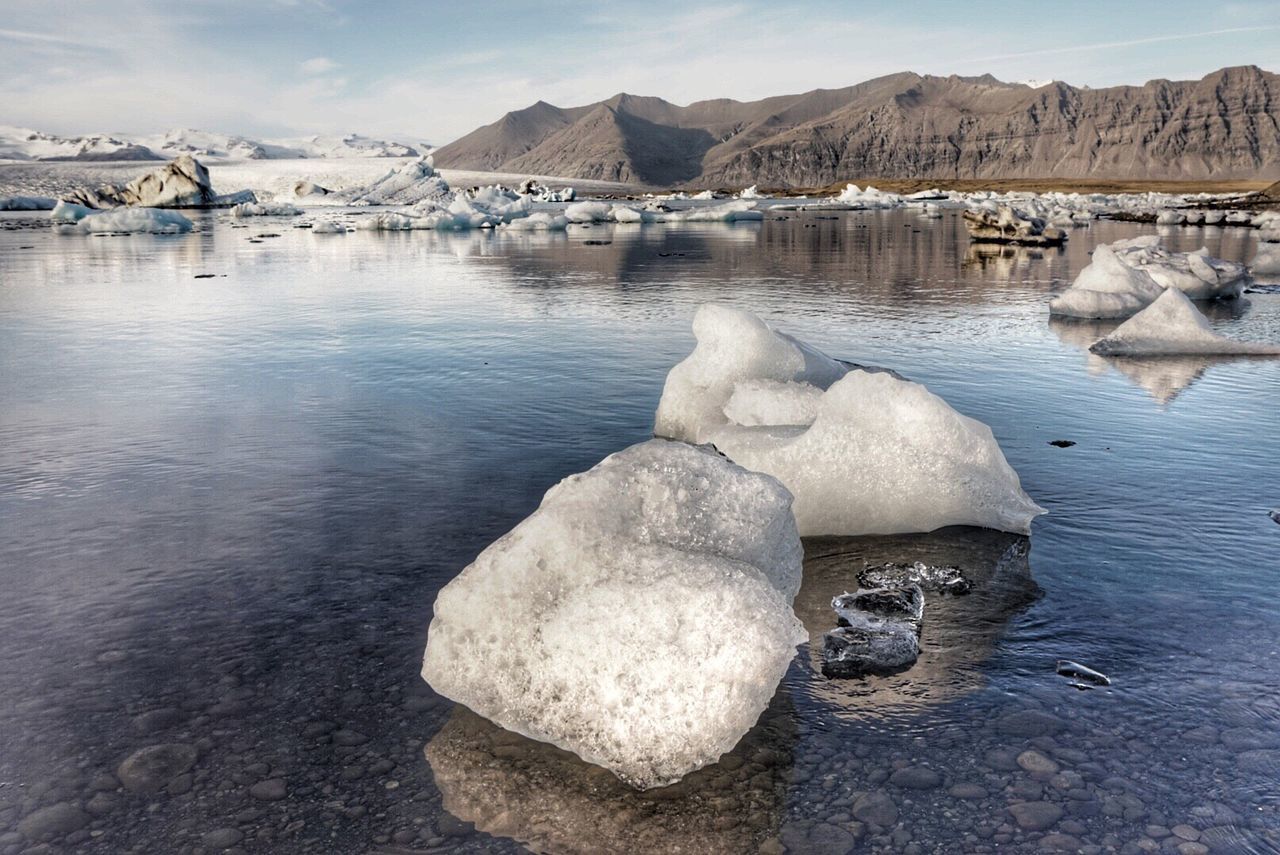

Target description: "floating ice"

left=335, top=157, right=451, bottom=206
left=654, top=305, right=1044, bottom=536
left=1252, top=243, right=1280, bottom=277
left=421, top=439, right=806, bottom=790
left=737, top=185, right=768, bottom=199
left=1089, top=288, right=1280, bottom=356
left=1048, top=242, right=1165, bottom=319
left=57, top=207, right=193, bottom=234
left=50, top=200, right=94, bottom=223
left=1107, top=236, right=1247, bottom=301
left=963, top=206, right=1067, bottom=246
left=309, top=220, right=347, bottom=234
left=231, top=201, right=301, bottom=218
left=61, top=155, right=215, bottom=209
left=565, top=201, right=612, bottom=223
left=859, top=561, right=971, bottom=595
left=835, top=184, right=903, bottom=208
left=0, top=195, right=55, bottom=211
left=499, top=212, right=569, bottom=231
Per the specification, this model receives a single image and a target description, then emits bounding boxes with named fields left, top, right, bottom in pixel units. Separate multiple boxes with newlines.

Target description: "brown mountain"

left=432, top=66, right=1280, bottom=187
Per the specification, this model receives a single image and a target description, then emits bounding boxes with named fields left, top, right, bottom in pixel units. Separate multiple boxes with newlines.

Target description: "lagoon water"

left=1, top=208, right=1278, bottom=853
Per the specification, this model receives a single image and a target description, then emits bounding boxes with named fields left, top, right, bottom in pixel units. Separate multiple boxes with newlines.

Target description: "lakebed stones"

left=17, top=802, right=90, bottom=842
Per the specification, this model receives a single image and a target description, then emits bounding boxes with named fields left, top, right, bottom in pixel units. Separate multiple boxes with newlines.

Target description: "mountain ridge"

left=432, top=66, right=1280, bottom=186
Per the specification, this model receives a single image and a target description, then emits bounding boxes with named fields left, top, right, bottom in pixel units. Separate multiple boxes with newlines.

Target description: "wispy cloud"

left=299, top=56, right=339, bottom=74
left=961, top=25, right=1280, bottom=64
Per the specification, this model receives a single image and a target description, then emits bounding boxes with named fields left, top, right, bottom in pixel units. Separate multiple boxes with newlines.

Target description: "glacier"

left=653, top=305, right=1044, bottom=536
left=421, top=439, right=806, bottom=790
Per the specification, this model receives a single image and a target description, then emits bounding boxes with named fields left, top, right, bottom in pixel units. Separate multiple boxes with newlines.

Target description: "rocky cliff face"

left=433, top=66, right=1280, bottom=186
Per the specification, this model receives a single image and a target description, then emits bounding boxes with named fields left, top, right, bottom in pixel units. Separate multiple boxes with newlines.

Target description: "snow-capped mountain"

left=0, top=126, right=424, bottom=162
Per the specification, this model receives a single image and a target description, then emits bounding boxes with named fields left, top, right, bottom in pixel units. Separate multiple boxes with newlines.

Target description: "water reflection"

left=793, top=528, right=1039, bottom=724
left=424, top=694, right=795, bottom=855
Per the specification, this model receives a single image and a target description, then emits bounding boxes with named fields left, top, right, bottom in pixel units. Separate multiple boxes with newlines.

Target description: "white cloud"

left=299, top=56, right=338, bottom=75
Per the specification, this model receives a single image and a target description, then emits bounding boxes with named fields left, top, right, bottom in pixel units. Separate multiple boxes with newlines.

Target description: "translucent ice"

left=56, top=207, right=193, bottom=234
left=1089, top=288, right=1280, bottom=356
left=1048, top=242, right=1165, bottom=319
left=421, top=439, right=806, bottom=790
left=654, top=305, right=1044, bottom=536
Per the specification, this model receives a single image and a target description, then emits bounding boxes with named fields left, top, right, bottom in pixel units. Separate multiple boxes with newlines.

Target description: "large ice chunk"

left=55, top=207, right=193, bottom=234
left=1108, top=236, right=1247, bottom=300
left=335, top=157, right=451, bottom=206
left=1252, top=243, right=1280, bottom=277
left=1089, top=288, right=1280, bottom=356
left=653, top=306, right=1044, bottom=536
left=1049, top=241, right=1167, bottom=318
left=654, top=305, right=848, bottom=444
left=421, top=439, right=806, bottom=790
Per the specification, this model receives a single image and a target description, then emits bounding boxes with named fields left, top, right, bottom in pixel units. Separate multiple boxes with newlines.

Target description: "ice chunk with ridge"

left=653, top=305, right=1044, bottom=536
left=1049, top=242, right=1166, bottom=318
left=421, top=439, right=806, bottom=790
left=1089, top=288, right=1280, bottom=356
left=1108, top=236, right=1247, bottom=301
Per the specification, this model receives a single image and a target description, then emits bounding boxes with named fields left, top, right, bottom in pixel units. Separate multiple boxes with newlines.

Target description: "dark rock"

left=997, top=710, right=1066, bottom=737
left=201, top=827, right=245, bottom=849
left=889, top=767, right=941, bottom=790
left=117, top=743, right=198, bottom=793
left=1057, top=660, right=1111, bottom=686
left=17, top=803, right=90, bottom=842
left=1008, top=800, right=1064, bottom=831
left=1049, top=440, right=1077, bottom=448
left=249, top=778, right=288, bottom=801
left=852, top=791, right=898, bottom=827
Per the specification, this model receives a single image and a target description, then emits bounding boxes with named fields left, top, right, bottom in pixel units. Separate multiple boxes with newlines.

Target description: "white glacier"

left=653, top=305, right=1044, bottom=536
left=1089, top=288, right=1280, bottom=357
left=421, top=439, right=806, bottom=790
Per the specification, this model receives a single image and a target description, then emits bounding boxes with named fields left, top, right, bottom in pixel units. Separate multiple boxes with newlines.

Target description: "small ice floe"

left=653, top=305, right=1045, bottom=536
left=963, top=206, right=1067, bottom=247
left=1089, top=288, right=1280, bottom=356
left=1049, top=242, right=1165, bottom=319
left=293, top=180, right=330, bottom=198
left=858, top=561, right=972, bottom=595
left=823, top=585, right=924, bottom=678
left=517, top=179, right=574, bottom=202
left=231, top=201, right=301, bottom=218
left=690, top=189, right=716, bottom=200
left=835, top=184, right=903, bottom=209
left=0, top=195, right=56, bottom=211
left=421, top=439, right=806, bottom=790
left=565, top=201, right=612, bottom=223
left=50, top=200, right=95, bottom=223
left=499, top=212, right=569, bottom=231
left=309, top=220, right=347, bottom=234
left=737, top=185, right=768, bottom=199
left=1056, top=660, right=1111, bottom=687
left=1156, top=209, right=1184, bottom=225
left=1252, top=243, right=1280, bottom=277
left=54, top=207, right=193, bottom=234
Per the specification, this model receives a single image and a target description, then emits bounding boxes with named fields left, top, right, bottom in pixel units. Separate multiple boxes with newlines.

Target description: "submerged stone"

left=821, top=621, right=920, bottom=678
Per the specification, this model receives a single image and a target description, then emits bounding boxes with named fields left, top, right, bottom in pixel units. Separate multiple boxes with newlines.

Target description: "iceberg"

left=421, top=439, right=806, bottom=790
left=56, top=207, right=193, bottom=234
left=653, top=305, right=1044, bottom=536
left=309, top=220, right=347, bottom=234
left=835, top=184, right=904, bottom=209
left=1089, top=288, right=1280, bottom=356
left=1108, top=236, right=1247, bottom=301
left=231, top=201, right=301, bottom=217
left=565, top=201, right=612, bottom=223
left=0, top=195, right=56, bottom=211
left=1048, top=242, right=1166, bottom=319
left=335, top=157, right=451, bottom=206
left=963, top=206, right=1067, bottom=246
left=499, top=212, right=569, bottom=231
left=50, top=200, right=95, bottom=223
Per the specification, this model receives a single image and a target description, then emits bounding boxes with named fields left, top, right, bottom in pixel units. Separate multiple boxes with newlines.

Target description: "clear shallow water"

left=0, top=209, right=1278, bottom=854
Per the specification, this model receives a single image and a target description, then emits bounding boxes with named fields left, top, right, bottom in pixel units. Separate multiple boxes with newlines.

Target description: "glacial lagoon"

left=1, top=207, right=1278, bottom=853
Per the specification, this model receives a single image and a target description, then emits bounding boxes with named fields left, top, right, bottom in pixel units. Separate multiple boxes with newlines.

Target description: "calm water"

left=1, top=208, right=1278, bottom=854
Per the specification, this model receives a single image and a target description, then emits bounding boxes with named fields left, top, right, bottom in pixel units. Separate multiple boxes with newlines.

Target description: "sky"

left=1, top=0, right=1278, bottom=145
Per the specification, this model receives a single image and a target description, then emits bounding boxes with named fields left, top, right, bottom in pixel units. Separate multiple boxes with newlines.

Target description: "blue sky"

left=2, top=0, right=1277, bottom=144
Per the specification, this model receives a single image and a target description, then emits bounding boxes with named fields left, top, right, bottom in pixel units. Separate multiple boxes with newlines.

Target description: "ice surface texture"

left=421, top=439, right=806, bottom=790
left=1089, top=288, right=1280, bottom=356
left=654, top=305, right=1044, bottom=536
left=1049, top=242, right=1165, bottom=319
left=1253, top=243, right=1280, bottom=277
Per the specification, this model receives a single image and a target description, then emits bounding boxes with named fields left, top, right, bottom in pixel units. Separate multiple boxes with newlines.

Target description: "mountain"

left=433, top=66, right=1280, bottom=186
left=0, top=127, right=423, bottom=162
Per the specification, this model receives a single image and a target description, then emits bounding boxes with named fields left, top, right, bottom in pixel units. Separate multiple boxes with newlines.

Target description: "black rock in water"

left=1049, top=440, right=1076, bottom=448
left=1056, top=659, right=1111, bottom=686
